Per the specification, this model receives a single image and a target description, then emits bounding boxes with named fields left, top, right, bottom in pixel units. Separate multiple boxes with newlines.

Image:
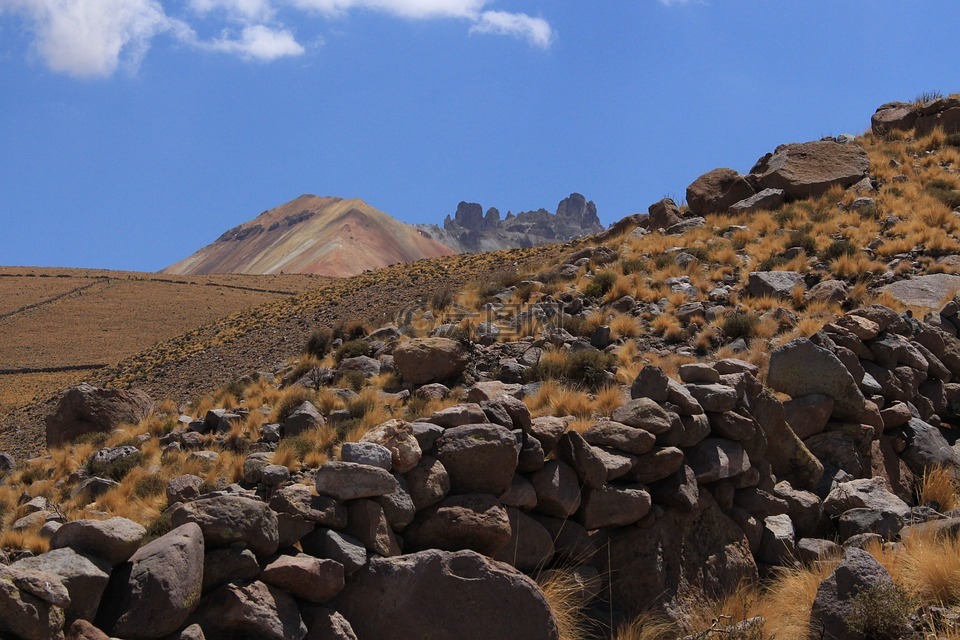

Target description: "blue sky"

left=1, top=1, right=958, bottom=271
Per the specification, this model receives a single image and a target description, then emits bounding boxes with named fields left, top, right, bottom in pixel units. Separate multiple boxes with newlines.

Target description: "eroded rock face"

left=330, top=549, right=559, bottom=640
left=749, top=141, right=869, bottom=198
left=597, top=492, right=757, bottom=620
left=46, top=384, right=153, bottom=448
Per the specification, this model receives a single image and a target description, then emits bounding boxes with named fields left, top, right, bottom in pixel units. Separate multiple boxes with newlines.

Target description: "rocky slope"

left=2, top=94, right=960, bottom=640
left=164, top=195, right=456, bottom=277
left=417, top=192, right=604, bottom=253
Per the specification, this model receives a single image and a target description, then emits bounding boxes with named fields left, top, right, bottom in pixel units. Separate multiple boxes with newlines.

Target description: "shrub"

left=335, top=339, right=371, bottom=363
left=757, top=255, right=789, bottom=271
left=915, top=90, right=944, bottom=106
left=144, top=511, right=173, bottom=543
left=652, top=253, right=675, bottom=270
left=788, top=232, right=817, bottom=254
left=272, top=387, right=314, bottom=423
left=340, top=370, right=367, bottom=393
left=927, top=186, right=960, bottom=210
left=305, top=328, right=333, bottom=358
left=946, top=132, right=960, bottom=148
left=133, top=473, right=166, bottom=499
left=620, top=258, right=647, bottom=275
left=332, top=320, right=368, bottom=341
left=564, top=350, right=615, bottom=391
left=430, top=286, right=455, bottom=311
left=87, top=451, right=143, bottom=481
left=722, top=311, right=759, bottom=342
left=846, top=582, right=915, bottom=640
left=583, top=270, right=618, bottom=298
left=821, top=239, right=858, bottom=262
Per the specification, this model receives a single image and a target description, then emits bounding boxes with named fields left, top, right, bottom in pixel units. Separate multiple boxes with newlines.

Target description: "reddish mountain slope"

left=164, top=195, right=455, bottom=277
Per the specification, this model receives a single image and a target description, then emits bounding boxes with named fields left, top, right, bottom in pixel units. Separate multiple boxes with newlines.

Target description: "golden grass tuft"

left=918, top=465, right=960, bottom=512
left=537, top=569, right=592, bottom=640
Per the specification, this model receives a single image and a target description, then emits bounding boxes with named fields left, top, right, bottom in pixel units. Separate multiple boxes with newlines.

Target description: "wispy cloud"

left=470, top=10, right=552, bottom=49
left=2, top=0, right=555, bottom=78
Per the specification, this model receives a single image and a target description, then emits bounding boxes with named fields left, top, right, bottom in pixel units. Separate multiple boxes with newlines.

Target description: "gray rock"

left=404, top=494, right=511, bottom=556
left=823, top=477, right=911, bottom=519
left=767, top=338, right=866, bottom=421
left=492, top=508, right=555, bottom=572
left=435, top=423, right=518, bottom=495
left=166, top=475, right=203, bottom=505
left=284, top=401, right=325, bottom=438
left=359, top=419, right=422, bottom=473
left=51, top=517, right=145, bottom=566
left=404, top=455, right=450, bottom=511
left=261, top=555, right=344, bottom=604
left=314, top=461, right=399, bottom=500
left=394, top=338, right=469, bottom=385
left=756, top=514, right=795, bottom=566
left=624, top=446, right=685, bottom=483
left=746, top=271, right=805, bottom=300
left=630, top=366, right=669, bottom=403
left=300, top=528, right=368, bottom=575
left=189, top=580, right=307, bottom=640
left=611, top=398, right=673, bottom=434
left=339, top=442, right=392, bottom=470
left=0, top=564, right=69, bottom=640
left=422, top=403, right=488, bottom=429
left=170, top=495, right=279, bottom=556
left=687, top=438, right=751, bottom=484
left=45, top=383, right=153, bottom=448
left=727, top=188, right=784, bottom=214
left=530, top=460, right=581, bottom=518
left=837, top=508, right=902, bottom=542
left=576, top=485, right=651, bottom=530
left=880, top=274, right=960, bottom=310
left=685, top=383, right=738, bottom=412
left=557, top=430, right=607, bottom=490
left=750, top=140, right=869, bottom=198
left=201, top=547, right=259, bottom=594
left=269, top=484, right=347, bottom=528
left=98, top=523, right=205, bottom=639
left=12, top=548, right=110, bottom=623
left=345, top=500, right=401, bottom=557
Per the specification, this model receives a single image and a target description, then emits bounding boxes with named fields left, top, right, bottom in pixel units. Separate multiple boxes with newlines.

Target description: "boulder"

left=0, top=564, right=69, bottom=640
left=300, top=529, right=368, bottom=575
left=300, top=605, right=357, bottom=640
left=169, top=495, right=279, bottom=556
left=685, top=168, right=755, bottom=215
left=284, top=401, right=325, bottom=438
left=871, top=101, right=919, bottom=134
left=269, top=484, right=347, bottom=528
left=492, top=508, right=555, bottom=572
left=404, top=455, right=451, bottom=511
left=189, top=580, right=307, bottom=640
left=647, top=198, right=683, bottom=231
left=823, top=477, right=911, bottom=519
left=344, top=500, right=401, bottom=557
left=686, top=438, right=751, bottom=483
left=404, top=494, right=511, bottom=556
left=50, top=518, right=145, bottom=566
left=423, top=403, right=488, bottom=429
left=611, top=398, right=674, bottom=434
left=314, top=461, right=399, bottom=500
left=749, top=140, right=869, bottom=198
left=576, top=485, right=651, bottom=530
left=556, top=431, right=607, bottom=490
left=261, top=555, right=344, bottom=604
left=767, top=338, right=866, bottom=421
left=201, top=548, right=260, bottom=594
left=329, top=550, right=559, bottom=640
left=435, top=424, right=518, bottom=495
left=746, top=271, right=805, bottom=300
left=880, top=274, right=960, bottom=310
left=756, top=514, right=795, bottom=566
left=12, top=548, right=110, bottom=623
left=727, top=188, right=784, bottom=215
left=359, top=420, right=422, bottom=473
left=97, top=523, right=204, bottom=639
left=583, top=421, right=655, bottom=455
left=46, top=384, right=153, bottom=448
left=394, top=338, right=469, bottom=385
left=529, top=460, right=582, bottom=518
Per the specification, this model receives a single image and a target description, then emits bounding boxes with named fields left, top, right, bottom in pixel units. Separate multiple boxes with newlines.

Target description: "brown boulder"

left=329, top=549, right=559, bottom=640
left=686, top=168, right=755, bottom=215
left=404, top=494, right=511, bottom=556
left=394, top=338, right=469, bottom=385
left=750, top=141, right=869, bottom=199
left=46, top=384, right=153, bottom=448
left=647, top=198, right=683, bottom=231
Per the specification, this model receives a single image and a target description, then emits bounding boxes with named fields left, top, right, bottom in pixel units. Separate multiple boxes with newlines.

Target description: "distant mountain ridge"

left=165, top=192, right=604, bottom=277
left=163, top=195, right=455, bottom=277
left=416, top=192, right=604, bottom=253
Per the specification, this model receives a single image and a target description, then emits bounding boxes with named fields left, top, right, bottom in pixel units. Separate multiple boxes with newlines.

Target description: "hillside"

left=164, top=195, right=456, bottom=277
left=3, top=94, right=960, bottom=640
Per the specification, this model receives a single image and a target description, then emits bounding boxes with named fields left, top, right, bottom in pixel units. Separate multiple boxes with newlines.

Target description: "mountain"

left=164, top=195, right=456, bottom=277
left=416, top=192, right=604, bottom=253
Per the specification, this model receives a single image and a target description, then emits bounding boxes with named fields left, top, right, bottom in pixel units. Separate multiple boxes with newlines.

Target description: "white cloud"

left=2, top=0, right=553, bottom=77
left=470, top=10, right=552, bottom=49
left=205, top=23, right=304, bottom=60
left=5, top=0, right=174, bottom=77
left=287, top=0, right=485, bottom=20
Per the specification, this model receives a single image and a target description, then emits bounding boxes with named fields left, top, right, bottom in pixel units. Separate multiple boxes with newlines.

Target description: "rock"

left=344, top=500, right=401, bottom=557
left=517, top=433, right=545, bottom=473
left=556, top=431, right=607, bottom=490
left=806, top=279, right=849, bottom=305
left=169, top=495, right=279, bottom=556
left=269, top=484, right=346, bottom=528
left=284, top=401, right=325, bottom=438
left=394, top=338, right=469, bottom=385
left=423, top=403, right=488, bottom=429
left=783, top=394, right=834, bottom=439
left=466, top=381, right=523, bottom=403
left=750, top=140, right=869, bottom=198
left=871, top=101, right=919, bottom=134
left=597, top=492, right=756, bottom=621
left=330, top=550, right=559, bottom=640
left=300, top=605, right=357, bottom=640
left=314, top=461, right=398, bottom=500
left=611, top=398, right=674, bottom=434
left=12, top=548, right=110, bottom=623
left=200, top=548, right=259, bottom=594
left=774, top=482, right=825, bottom=539
left=806, top=428, right=872, bottom=479
left=529, top=416, right=567, bottom=453
left=404, top=494, right=511, bottom=556
left=97, top=523, right=204, bottom=639
left=336, top=355, right=380, bottom=379
left=46, top=383, right=153, bottom=447
left=51, top=518, right=145, bottom=566
left=404, top=455, right=450, bottom=511
left=810, top=547, right=907, bottom=640
left=685, top=383, right=738, bottom=413
left=630, top=366, right=670, bottom=403
left=686, top=168, right=755, bottom=215
left=189, top=580, right=307, bottom=640
left=880, top=274, right=960, bottom=310
left=837, top=508, right=902, bottom=542
left=686, top=438, right=751, bottom=484
left=377, top=475, right=415, bottom=531
left=823, top=477, right=911, bottom=519
left=664, top=217, right=706, bottom=235
left=339, top=442, right=392, bottom=469
left=435, top=424, right=518, bottom=495
left=492, top=508, right=555, bottom=572
left=900, top=418, right=960, bottom=477
left=796, top=538, right=841, bottom=565
left=624, top=446, right=685, bottom=483
left=708, top=411, right=756, bottom=441
left=583, top=420, right=655, bottom=455
left=481, top=395, right=532, bottom=433
left=261, top=555, right=344, bottom=604
left=647, top=198, right=683, bottom=231
left=0, top=564, right=68, bottom=640
left=530, top=460, right=582, bottom=518
left=757, top=514, right=795, bottom=566
left=767, top=338, right=866, bottom=421
left=577, top=485, right=651, bottom=530
left=300, top=529, right=368, bottom=575
left=750, top=389, right=824, bottom=490
left=64, top=619, right=111, bottom=640
left=746, top=271, right=805, bottom=300
left=166, top=475, right=203, bottom=506
left=727, top=188, right=784, bottom=214
left=359, top=420, right=422, bottom=473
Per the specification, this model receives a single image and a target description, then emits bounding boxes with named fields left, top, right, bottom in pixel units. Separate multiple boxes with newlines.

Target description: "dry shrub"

left=271, top=386, right=316, bottom=422
left=918, top=465, right=959, bottom=511
left=757, top=558, right=839, bottom=639
left=537, top=569, right=592, bottom=640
